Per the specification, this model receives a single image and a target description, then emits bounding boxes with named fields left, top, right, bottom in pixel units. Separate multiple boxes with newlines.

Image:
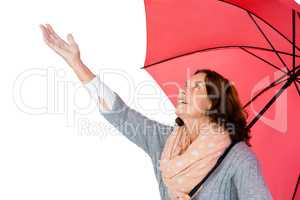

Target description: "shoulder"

left=224, top=141, right=261, bottom=173
left=226, top=142, right=273, bottom=199
left=229, top=141, right=258, bottom=161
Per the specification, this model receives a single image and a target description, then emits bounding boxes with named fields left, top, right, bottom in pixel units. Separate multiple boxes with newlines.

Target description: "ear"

left=207, top=100, right=212, bottom=110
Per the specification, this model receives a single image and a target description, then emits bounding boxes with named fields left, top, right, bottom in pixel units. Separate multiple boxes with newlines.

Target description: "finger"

left=40, top=25, right=68, bottom=56
left=40, top=24, right=54, bottom=44
left=42, top=24, right=52, bottom=39
left=67, top=33, right=77, bottom=46
left=45, top=23, right=61, bottom=43
left=46, top=23, right=55, bottom=34
left=43, top=26, right=55, bottom=44
left=45, top=24, right=64, bottom=45
left=45, top=24, right=70, bottom=48
left=39, top=24, right=48, bottom=38
left=46, top=24, right=60, bottom=39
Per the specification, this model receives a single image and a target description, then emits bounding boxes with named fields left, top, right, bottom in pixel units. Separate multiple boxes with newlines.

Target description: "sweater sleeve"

left=83, top=75, right=117, bottom=112
left=83, top=75, right=173, bottom=160
left=233, top=155, right=273, bottom=200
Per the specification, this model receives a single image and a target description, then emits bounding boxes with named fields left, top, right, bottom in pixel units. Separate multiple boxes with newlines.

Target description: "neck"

left=182, top=115, right=212, bottom=141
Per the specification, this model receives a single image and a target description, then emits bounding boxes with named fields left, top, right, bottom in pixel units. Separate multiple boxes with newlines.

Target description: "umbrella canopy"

left=142, top=0, right=300, bottom=199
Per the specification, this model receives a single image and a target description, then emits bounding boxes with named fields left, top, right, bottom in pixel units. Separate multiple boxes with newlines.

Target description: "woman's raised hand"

left=39, top=23, right=81, bottom=67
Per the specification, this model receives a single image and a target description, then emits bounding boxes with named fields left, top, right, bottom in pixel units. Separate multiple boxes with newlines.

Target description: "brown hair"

left=175, top=68, right=251, bottom=146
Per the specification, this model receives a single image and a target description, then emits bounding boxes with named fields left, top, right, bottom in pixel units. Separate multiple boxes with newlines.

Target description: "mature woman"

left=40, top=23, right=273, bottom=200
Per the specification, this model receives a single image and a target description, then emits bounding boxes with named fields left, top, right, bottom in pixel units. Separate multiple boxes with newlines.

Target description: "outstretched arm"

left=39, top=23, right=173, bottom=160
left=83, top=74, right=173, bottom=159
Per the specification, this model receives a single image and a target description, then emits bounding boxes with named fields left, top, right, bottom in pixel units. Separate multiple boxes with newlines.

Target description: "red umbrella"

left=142, top=0, right=300, bottom=199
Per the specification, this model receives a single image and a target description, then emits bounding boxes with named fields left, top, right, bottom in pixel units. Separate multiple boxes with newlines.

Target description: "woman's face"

left=175, top=72, right=212, bottom=119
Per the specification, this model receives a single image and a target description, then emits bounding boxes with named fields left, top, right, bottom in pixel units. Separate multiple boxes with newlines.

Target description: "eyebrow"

left=185, top=80, right=204, bottom=85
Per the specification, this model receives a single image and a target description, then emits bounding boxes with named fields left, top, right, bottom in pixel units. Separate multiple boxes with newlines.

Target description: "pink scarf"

left=159, top=124, right=231, bottom=200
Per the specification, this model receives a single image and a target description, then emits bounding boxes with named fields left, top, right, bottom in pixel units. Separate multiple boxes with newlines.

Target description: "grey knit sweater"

left=84, top=75, right=273, bottom=200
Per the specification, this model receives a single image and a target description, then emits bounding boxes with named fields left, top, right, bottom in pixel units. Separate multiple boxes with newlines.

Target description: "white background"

left=0, top=0, right=176, bottom=199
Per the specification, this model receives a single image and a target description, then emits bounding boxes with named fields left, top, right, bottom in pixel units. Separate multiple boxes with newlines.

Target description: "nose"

left=179, top=88, right=185, bottom=95
left=178, top=88, right=186, bottom=102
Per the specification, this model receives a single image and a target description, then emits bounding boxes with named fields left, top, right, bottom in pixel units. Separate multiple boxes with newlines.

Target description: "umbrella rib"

left=293, top=10, right=296, bottom=72
left=292, top=175, right=300, bottom=200
left=290, top=64, right=300, bottom=94
left=292, top=11, right=299, bottom=96
left=142, top=46, right=299, bottom=69
left=217, top=0, right=300, bottom=51
left=247, top=11, right=290, bottom=73
left=243, top=65, right=299, bottom=109
left=242, top=74, right=289, bottom=109
left=239, top=47, right=288, bottom=75
left=246, top=77, right=294, bottom=130
left=246, top=65, right=300, bottom=129
left=293, top=81, right=300, bottom=95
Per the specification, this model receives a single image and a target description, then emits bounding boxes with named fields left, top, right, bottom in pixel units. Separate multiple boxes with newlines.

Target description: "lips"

left=178, top=99, right=187, bottom=104
left=178, top=89, right=187, bottom=104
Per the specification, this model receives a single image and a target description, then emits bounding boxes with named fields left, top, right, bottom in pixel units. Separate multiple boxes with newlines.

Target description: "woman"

left=40, top=23, right=273, bottom=200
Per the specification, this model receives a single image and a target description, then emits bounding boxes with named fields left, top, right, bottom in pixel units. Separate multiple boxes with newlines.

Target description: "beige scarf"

left=159, top=124, right=231, bottom=200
